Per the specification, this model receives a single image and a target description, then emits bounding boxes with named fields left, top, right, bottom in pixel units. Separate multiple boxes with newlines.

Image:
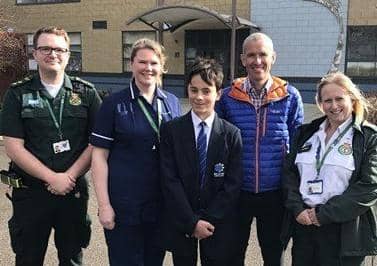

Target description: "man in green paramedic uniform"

left=0, top=26, right=101, bottom=266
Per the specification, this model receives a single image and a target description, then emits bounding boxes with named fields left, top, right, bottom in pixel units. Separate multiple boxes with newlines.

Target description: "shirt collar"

left=243, top=76, right=273, bottom=93
left=336, top=116, right=353, bottom=133
left=129, top=79, right=166, bottom=100
left=191, top=110, right=216, bottom=129
left=155, top=87, right=167, bottom=99
left=319, top=116, right=353, bottom=133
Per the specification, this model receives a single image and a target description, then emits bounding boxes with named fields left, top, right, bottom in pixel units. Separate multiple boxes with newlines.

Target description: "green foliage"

left=0, top=31, right=28, bottom=80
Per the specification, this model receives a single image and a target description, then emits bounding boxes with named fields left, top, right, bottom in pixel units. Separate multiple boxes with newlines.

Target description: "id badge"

left=53, top=140, right=71, bottom=154
left=307, top=180, right=323, bottom=195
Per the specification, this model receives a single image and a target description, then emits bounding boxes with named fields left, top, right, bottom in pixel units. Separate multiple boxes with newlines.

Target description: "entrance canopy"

left=126, top=5, right=260, bottom=33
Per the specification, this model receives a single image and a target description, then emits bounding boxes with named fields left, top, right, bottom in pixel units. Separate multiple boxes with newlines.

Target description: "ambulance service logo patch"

left=69, top=93, right=82, bottom=106
left=338, top=143, right=352, bottom=155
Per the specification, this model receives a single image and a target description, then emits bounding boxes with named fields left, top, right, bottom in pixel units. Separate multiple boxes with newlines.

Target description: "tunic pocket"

left=326, top=153, right=355, bottom=171
left=21, top=107, right=49, bottom=119
left=63, top=107, right=88, bottom=118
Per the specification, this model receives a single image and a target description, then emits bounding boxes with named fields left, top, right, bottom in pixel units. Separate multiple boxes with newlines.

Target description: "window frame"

left=122, top=31, right=157, bottom=73
left=16, top=0, right=80, bottom=5
left=26, top=31, right=82, bottom=73
left=345, top=26, right=377, bottom=77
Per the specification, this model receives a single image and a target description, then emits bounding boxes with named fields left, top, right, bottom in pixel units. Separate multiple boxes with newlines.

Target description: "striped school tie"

left=197, top=121, right=207, bottom=188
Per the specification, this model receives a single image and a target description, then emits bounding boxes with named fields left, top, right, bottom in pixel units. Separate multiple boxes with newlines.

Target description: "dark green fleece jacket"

left=282, top=114, right=377, bottom=256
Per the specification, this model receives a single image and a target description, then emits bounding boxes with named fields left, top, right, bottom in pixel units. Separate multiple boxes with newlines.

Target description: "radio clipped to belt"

left=0, top=164, right=27, bottom=189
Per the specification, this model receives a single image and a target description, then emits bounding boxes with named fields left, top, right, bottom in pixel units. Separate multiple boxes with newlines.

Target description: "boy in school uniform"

left=160, top=59, right=243, bottom=266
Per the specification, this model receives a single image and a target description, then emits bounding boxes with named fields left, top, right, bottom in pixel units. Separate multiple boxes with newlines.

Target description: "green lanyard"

left=315, top=122, right=353, bottom=177
left=137, top=98, right=162, bottom=140
left=39, top=90, right=66, bottom=140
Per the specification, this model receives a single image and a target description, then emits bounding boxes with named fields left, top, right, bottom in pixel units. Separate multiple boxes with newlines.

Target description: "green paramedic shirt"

left=0, top=73, right=101, bottom=179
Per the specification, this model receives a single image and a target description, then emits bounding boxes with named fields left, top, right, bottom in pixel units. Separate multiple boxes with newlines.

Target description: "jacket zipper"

left=255, top=106, right=260, bottom=193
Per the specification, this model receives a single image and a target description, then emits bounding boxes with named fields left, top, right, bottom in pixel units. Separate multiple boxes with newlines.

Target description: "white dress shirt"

left=191, top=110, right=215, bottom=148
left=295, top=117, right=355, bottom=207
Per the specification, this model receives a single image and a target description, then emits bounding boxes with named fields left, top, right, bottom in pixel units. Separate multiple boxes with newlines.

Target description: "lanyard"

left=137, top=98, right=162, bottom=140
left=39, top=90, right=66, bottom=140
left=315, top=122, right=353, bottom=177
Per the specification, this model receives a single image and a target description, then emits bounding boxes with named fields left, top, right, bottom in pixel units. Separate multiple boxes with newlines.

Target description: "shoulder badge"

left=338, top=143, right=352, bottom=155
left=69, top=92, right=82, bottom=106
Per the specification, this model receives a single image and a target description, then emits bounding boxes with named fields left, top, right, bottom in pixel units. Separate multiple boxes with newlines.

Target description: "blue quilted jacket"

left=216, top=76, right=304, bottom=193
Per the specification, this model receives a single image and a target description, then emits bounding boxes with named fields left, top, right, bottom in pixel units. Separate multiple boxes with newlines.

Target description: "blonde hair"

left=130, top=38, right=167, bottom=87
left=316, top=72, right=369, bottom=121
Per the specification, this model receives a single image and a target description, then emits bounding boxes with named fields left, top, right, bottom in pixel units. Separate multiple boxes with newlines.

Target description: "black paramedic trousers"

left=8, top=182, right=90, bottom=266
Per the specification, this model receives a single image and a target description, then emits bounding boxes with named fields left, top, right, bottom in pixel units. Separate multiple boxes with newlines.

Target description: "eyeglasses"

left=36, top=46, right=70, bottom=55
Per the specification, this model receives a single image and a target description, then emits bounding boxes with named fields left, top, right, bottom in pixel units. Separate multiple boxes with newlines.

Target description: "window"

left=26, top=32, right=82, bottom=72
left=17, top=0, right=79, bottom=4
left=185, top=29, right=249, bottom=82
left=92, top=21, right=107, bottom=30
left=346, top=26, right=377, bottom=77
left=122, top=31, right=156, bottom=72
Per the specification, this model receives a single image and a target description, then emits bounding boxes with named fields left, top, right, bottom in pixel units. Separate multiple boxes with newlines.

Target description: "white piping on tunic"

left=91, top=132, right=114, bottom=141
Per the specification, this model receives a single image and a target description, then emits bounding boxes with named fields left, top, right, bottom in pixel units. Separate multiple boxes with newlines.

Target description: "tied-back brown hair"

left=33, top=26, right=70, bottom=49
left=187, top=59, right=224, bottom=91
left=316, top=71, right=369, bottom=122
left=130, top=38, right=167, bottom=88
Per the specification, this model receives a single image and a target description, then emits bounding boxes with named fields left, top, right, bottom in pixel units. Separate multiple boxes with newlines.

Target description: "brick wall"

left=1, top=0, right=249, bottom=75
left=348, top=0, right=377, bottom=25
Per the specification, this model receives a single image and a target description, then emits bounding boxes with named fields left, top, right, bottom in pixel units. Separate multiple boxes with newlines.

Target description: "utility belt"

left=0, top=169, right=27, bottom=189
left=1, top=163, right=45, bottom=189
left=1, top=163, right=88, bottom=194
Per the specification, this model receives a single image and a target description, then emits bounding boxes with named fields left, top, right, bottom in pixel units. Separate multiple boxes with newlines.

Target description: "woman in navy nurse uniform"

left=90, top=38, right=181, bottom=266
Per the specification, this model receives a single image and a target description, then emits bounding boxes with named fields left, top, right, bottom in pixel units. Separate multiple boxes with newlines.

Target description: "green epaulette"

left=10, top=75, right=33, bottom=88
left=69, top=76, right=95, bottom=88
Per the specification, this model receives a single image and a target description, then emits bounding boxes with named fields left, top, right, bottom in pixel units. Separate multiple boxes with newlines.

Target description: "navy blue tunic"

left=90, top=83, right=181, bottom=225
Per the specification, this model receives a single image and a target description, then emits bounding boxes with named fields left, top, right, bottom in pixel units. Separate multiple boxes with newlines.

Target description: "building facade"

left=251, top=0, right=377, bottom=101
left=1, top=0, right=376, bottom=100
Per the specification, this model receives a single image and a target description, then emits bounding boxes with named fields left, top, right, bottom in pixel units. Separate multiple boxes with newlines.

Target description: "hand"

left=308, top=208, right=321, bottom=226
left=47, top=173, right=75, bottom=195
left=98, top=204, right=116, bottom=230
left=295, top=209, right=312, bottom=225
left=192, top=220, right=215, bottom=240
left=46, top=184, right=64, bottom=195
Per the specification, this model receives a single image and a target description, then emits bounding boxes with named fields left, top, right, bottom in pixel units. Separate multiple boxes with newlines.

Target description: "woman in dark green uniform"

left=282, top=72, right=377, bottom=266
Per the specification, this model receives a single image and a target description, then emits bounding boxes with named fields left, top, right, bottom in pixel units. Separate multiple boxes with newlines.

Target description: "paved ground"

left=2, top=103, right=366, bottom=266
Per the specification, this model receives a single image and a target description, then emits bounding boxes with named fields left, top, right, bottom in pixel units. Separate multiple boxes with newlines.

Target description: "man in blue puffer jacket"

left=216, top=32, right=304, bottom=266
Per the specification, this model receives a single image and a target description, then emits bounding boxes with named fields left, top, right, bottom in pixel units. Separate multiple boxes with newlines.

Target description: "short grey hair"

left=242, top=32, right=274, bottom=53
